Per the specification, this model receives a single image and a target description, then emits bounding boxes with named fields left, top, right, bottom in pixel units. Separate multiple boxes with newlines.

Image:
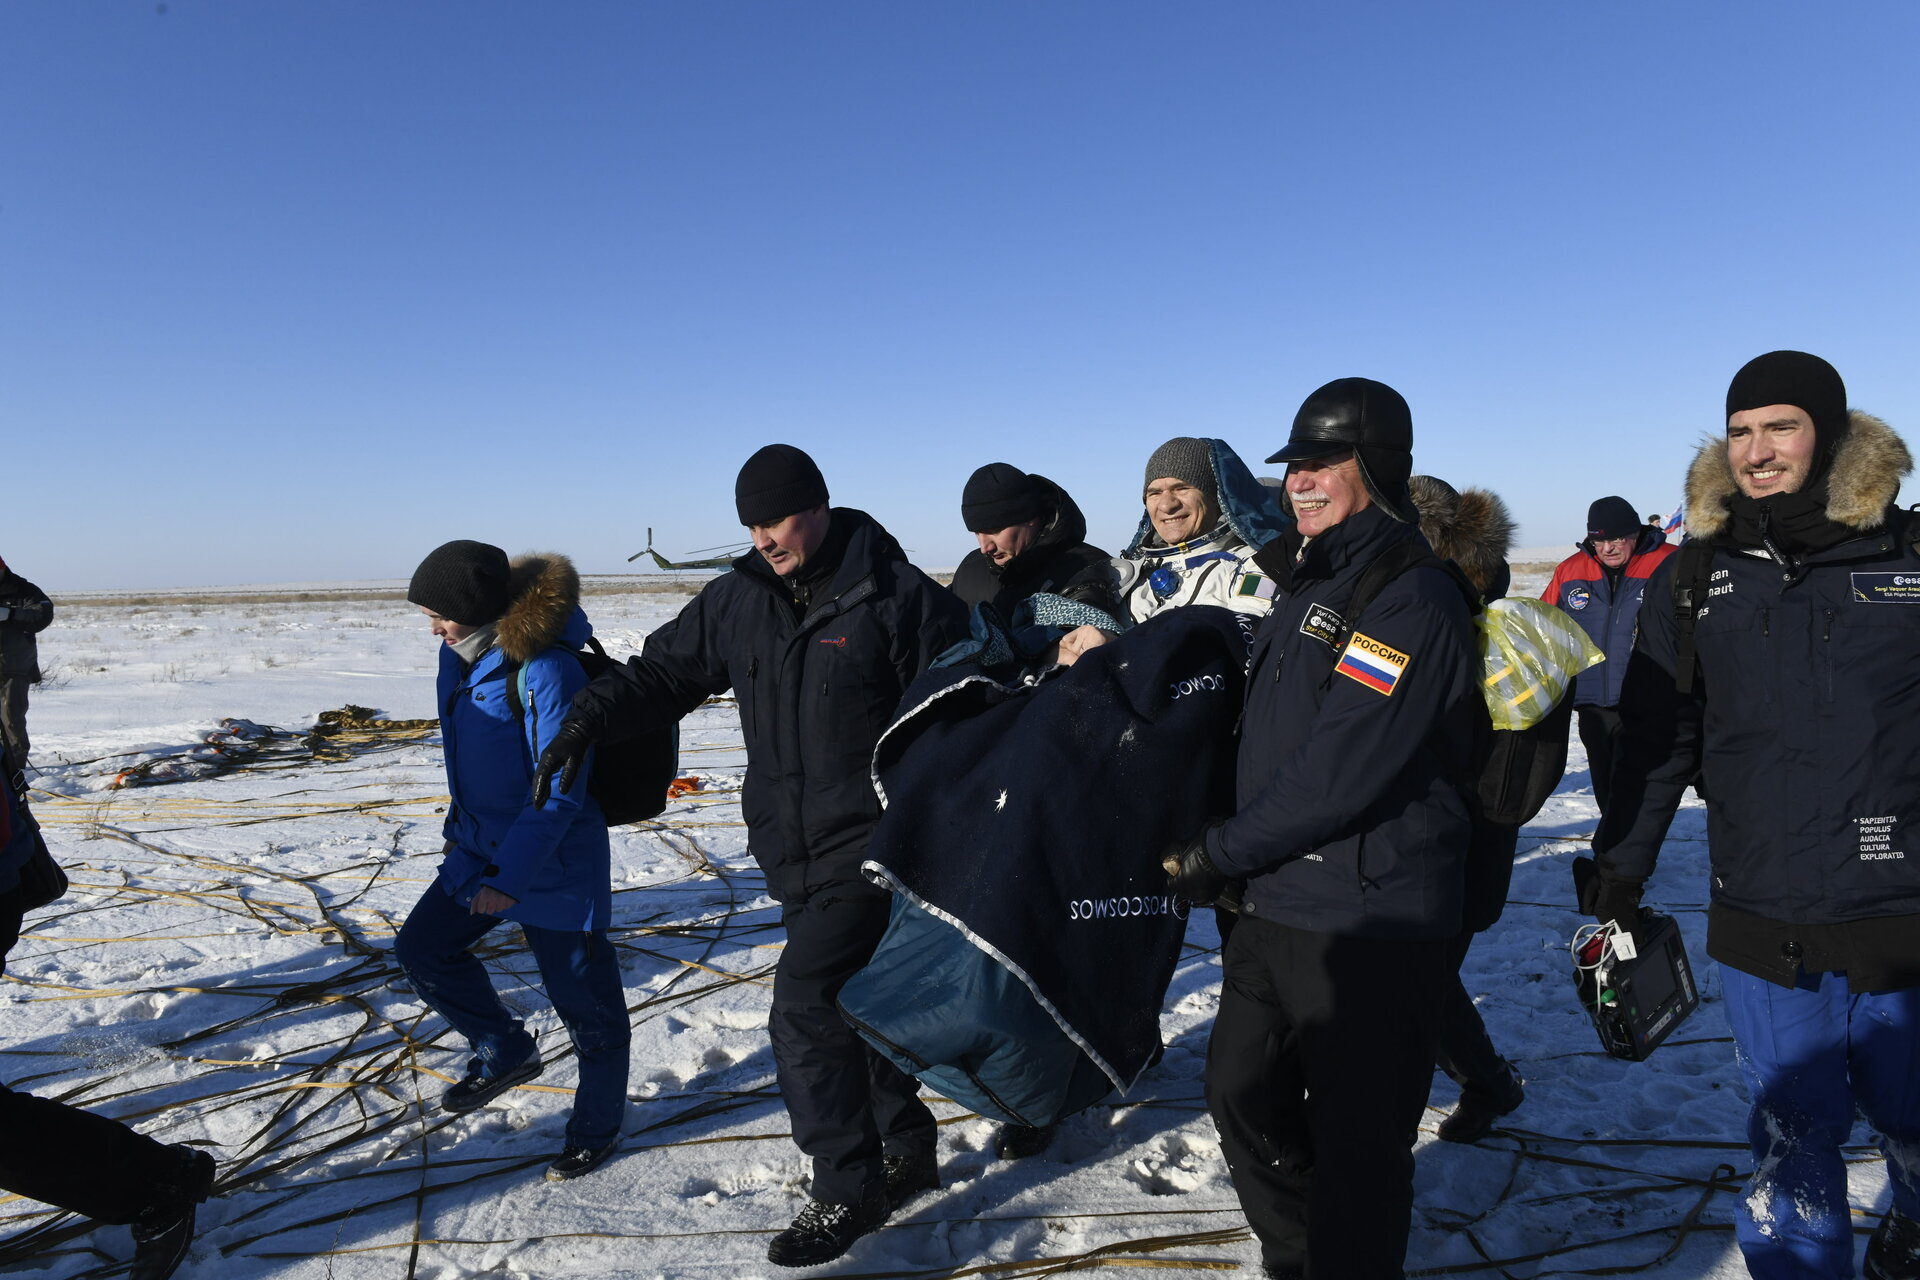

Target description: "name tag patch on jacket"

left=1851, top=573, right=1920, bottom=604
left=1336, top=632, right=1410, bottom=696
left=1299, top=602, right=1345, bottom=649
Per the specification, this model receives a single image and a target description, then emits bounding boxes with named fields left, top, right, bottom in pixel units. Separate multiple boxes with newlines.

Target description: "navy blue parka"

left=571, top=509, right=969, bottom=904
left=1206, top=504, right=1481, bottom=938
left=1595, top=412, right=1920, bottom=991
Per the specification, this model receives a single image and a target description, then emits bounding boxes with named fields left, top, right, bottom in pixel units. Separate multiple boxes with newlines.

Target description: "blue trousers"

left=1722, top=966, right=1920, bottom=1279
left=395, top=881, right=630, bottom=1149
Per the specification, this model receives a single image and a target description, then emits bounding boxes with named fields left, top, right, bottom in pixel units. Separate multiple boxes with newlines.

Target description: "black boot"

left=129, top=1145, right=216, bottom=1280
left=766, top=1191, right=888, bottom=1268
left=1437, top=1059, right=1524, bottom=1145
left=441, top=1053, right=543, bottom=1114
left=882, top=1152, right=939, bottom=1209
left=1865, top=1208, right=1920, bottom=1280
left=993, top=1123, right=1058, bottom=1160
left=545, top=1140, right=619, bottom=1182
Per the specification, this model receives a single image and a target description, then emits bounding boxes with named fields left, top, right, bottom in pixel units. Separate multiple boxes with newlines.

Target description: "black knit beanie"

left=1726, top=351, right=1848, bottom=438
left=962, top=463, right=1046, bottom=533
left=1586, top=496, right=1641, bottom=542
left=1143, top=437, right=1218, bottom=510
left=735, top=444, right=829, bottom=527
left=409, top=540, right=511, bottom=626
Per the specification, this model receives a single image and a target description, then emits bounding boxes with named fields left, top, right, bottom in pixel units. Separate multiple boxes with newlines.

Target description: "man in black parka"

left=0, top=556, right=52, bottom=779
left=1588, top=352, right=1920, bottom=1280
left=1165, top=379, right=1480, bottom=1280
left=948, top=464, right=1112, bottom=618
left=532, top=445, right=968, bottom=1268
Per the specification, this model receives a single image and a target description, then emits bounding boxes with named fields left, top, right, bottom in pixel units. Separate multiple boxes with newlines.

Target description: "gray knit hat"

left=1143, top=437, right=1218, bottom=509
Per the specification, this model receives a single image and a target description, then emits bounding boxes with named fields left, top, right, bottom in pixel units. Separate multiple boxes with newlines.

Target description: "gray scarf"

left=451, top=623, right=499, bottom=668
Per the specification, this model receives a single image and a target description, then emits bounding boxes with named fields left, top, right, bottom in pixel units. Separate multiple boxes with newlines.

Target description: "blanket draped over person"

left=837, top=604, right=1253, bottom=1127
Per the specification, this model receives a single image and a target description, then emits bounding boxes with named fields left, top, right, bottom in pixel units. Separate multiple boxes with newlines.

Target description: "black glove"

left=1573, top=855, right=1645, bottom=932
left=1163, top=831, right=1232, bottom=909
left=531, top=716, right=600, bottom=809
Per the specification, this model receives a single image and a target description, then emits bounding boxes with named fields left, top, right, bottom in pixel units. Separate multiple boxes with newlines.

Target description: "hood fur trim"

left=497, top=552, right=580, bottom=663
left=1408, top=476, right=1514, bottom=600
left=1685, top=410, right=1910, bottom=540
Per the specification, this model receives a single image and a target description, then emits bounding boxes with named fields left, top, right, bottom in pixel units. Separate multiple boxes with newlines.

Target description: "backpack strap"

left=1668, top=539, right=1716, bottom=696
left=1336, top=541, right=1482, bottom=647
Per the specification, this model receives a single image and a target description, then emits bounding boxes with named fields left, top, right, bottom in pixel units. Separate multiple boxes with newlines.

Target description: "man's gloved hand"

left=1572, top=855, right=1646, bottom=932
left=1163, top=829, right=1232, bottom=908
left=531, top=716, right=600, bottom=808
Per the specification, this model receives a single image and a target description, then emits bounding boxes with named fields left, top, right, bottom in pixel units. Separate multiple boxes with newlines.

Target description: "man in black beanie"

left=1589, top=351, right=1920, bottom=1280
left=532, top=444, right=969, bottom=1268
left=949, top=463, right=1111, bottom=619
left=1539, top=497, right=1675, bottom=813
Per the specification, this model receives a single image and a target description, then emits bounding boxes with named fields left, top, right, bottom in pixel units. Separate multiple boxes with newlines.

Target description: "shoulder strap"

left=1669, top=539, right=1716, bottom=696
left=1338, top=541, right=1481, bottom=646
left=500, top=656, right=527, bottom=726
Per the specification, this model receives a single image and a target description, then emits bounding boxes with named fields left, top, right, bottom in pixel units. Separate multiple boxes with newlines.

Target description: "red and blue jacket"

left=1540, top=528, right=1675, bottom=707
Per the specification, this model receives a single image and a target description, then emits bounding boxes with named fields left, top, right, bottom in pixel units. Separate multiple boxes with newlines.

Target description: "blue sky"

left=4, top=2, right=1917, bottom=589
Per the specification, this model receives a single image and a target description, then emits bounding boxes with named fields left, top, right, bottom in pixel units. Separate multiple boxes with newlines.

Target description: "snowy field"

left=0, top=578, right=1891, bottom=1279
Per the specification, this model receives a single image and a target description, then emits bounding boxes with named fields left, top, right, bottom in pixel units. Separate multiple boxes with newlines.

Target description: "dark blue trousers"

left=1722, top=966, right=1920, bottom=1279
left=395, top=881, right=630, bottom=1149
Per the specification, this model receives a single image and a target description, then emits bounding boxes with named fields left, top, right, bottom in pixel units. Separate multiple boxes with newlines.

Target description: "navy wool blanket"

left=838, top=606, right=1253, bottom=1126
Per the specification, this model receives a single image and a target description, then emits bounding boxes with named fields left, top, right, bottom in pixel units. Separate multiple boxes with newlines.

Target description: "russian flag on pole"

left=1662, top=503, right=1685, bottom=537
left=1335, top=632, right=1410, bottom=697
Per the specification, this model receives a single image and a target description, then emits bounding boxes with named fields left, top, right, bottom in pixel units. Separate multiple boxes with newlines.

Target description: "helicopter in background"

left=627, top=529, right=749, bottom=571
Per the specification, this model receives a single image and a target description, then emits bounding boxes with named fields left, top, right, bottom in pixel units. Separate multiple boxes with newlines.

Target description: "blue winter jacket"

left=434, top=554, right=610, bottom=932
left=1206, top=505, right=1481, bottom=938
left=1540, top=527, right=1676, bottom=707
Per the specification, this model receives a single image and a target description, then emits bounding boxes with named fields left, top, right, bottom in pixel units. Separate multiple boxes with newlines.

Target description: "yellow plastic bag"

left=1477, top=598, right=1605, bottom=731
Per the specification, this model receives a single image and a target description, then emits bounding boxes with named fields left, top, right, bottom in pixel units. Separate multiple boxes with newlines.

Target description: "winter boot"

left=882, top=1151, right=939, bottom=1209
left=129, top=1145, right=216, bottom=1280
left=441, top=1053, right=543, bottom=1114
left=545, top=1140, right=619, bottom=1182
left=993, top=1123, right=1058, bottom=1160
left=1437, top=1059, right=1524, bottom=1145
left=1865, top=1208, right=1920, bottom=1280
left=766, top=1191, right=888, bottom=1268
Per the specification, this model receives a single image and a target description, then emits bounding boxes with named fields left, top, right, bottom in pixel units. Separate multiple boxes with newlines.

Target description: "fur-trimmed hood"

left=496, top=552, right=585, bottom=662
left=1408, top=475, right=1514, bottom=601
left=1685, top=410, right=1912, bottom=540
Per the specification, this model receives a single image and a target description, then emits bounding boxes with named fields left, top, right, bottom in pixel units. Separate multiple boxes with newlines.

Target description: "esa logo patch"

left=1298, top=602, right=1345, bottom=649
left=1564, top=584, right=1591, bottom=612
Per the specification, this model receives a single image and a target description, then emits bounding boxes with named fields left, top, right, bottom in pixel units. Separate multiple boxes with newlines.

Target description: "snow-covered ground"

left=0, top=581, right=1889, bottom=1278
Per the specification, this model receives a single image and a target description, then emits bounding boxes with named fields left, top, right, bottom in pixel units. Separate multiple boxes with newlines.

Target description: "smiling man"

left=1590, top=351, right=1920, bottom=1280
left=1110, top=437, right=1282, bottom=622
left=1163, top=378, right=1481, bottom=1280
left=531, top=443, right=969, bottom=1268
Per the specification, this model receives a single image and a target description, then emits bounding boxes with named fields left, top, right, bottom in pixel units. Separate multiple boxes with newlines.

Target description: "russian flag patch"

left=1336, top=632, right=1411, bottom=696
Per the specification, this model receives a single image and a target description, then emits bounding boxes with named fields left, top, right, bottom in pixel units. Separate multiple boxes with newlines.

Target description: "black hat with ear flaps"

left=1267, top=377, right=1419, bottom=523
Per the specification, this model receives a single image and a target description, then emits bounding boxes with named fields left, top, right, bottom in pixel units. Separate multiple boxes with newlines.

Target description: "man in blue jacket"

left=1165, top=379, right=1480, bottom=1280
left=533, top=445, right=969, bottom=1268
left=1539, top=498, right=1675, bottom=812
left=1589, top=352, right=1920, bottom=1280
